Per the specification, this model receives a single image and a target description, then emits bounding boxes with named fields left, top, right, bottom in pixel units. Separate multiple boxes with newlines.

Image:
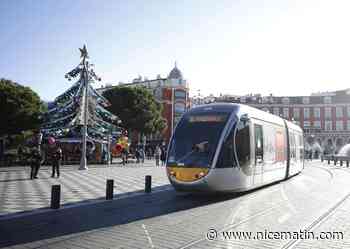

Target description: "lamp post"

left=107, top=124, right=114, bottom=166
left=107, top=132, right=111, bottom=166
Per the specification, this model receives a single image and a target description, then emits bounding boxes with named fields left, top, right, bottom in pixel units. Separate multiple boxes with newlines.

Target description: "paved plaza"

left=0, top=159, right=170, bottom=217
left=1, top=161, right=350, bottom=249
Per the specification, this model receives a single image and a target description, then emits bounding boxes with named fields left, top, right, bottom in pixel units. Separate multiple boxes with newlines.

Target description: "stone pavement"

left=0, top=159, right=170, bottom=217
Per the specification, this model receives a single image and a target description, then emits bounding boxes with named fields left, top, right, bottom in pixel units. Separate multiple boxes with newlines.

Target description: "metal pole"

left=79, top=56, right=88, bottom=170
left=51, top=185, right=61, bottom=209
left=171, top=88, right=174, bottom=134
left=106, top=179, right=114, bottom=200
left=145, top=175, right=152, bottom=193
left=107, top=133, right=111, bottom=166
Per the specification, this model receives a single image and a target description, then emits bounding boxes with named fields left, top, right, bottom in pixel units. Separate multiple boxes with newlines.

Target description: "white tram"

left=166, top=103, right=304, bottom=192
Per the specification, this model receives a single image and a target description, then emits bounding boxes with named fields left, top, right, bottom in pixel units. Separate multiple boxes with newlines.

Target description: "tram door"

left=253, top=124, right=264, bottom=185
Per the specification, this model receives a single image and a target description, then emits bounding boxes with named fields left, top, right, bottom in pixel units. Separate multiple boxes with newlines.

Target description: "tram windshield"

left=167, top=112, right=231, bottom=167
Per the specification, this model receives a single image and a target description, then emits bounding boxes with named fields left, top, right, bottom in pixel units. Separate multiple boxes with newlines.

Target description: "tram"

left=166, top=103, right=304, bottom=192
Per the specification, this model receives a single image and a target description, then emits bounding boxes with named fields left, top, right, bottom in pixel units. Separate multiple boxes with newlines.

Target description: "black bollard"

left=328, top=159, right=330, bottom=165
left=347, top=161, right=349, bottom=167
left=340, top=160, right=343, bottom=166
left=321, top=157, right=324, bottom=162
left=51, top=185, right=61, bottom=209
left=334, top=160, right=337, bottom=166
left=106, top=179, right=114, bottom=200
left=145, top=175, right=152, bottom=193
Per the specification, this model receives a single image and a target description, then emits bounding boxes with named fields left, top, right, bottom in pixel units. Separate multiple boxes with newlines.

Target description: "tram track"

left=307, top=164, right=335, bottom=179
left=177, top=165, right=344, bottom=249
left=279, top=164, right=349, bottom=249
left=177, top=177, right=294, bottom=249
left=330, top=166, right=350, bottom=174
left=178, top=200, right=286, bottom=249
left=281, top=191, right=350, bottom=249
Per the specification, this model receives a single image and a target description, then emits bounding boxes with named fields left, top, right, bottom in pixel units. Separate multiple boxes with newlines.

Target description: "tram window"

left=299, top=135, right=304, bottom=160
left=254, top=124, right=264, bottom=163
left=167, top=112, right=230, bottom=167
left=235, top=119, right=250, bottom=167
left=216, top=124, right=237, bottom=168
left=290, top=133, right=296, bottom=160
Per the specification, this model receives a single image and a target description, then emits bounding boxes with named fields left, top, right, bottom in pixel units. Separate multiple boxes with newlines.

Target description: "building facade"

left=213, top=89, right=350, bottom=155
left=97, top=63, right=189, bottom=144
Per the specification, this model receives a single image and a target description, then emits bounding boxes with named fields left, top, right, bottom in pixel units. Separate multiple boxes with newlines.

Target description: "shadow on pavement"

left=0, top=178, right=33, bottom=183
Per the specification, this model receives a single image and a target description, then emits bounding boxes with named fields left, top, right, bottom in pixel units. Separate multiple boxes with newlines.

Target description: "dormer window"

left=324, top=96, right=332, bottom=104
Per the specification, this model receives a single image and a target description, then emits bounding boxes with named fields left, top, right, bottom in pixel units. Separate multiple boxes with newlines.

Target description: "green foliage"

left=103, top=86, right=166, bottom=134
left=0, top=78, right=42, bottom=136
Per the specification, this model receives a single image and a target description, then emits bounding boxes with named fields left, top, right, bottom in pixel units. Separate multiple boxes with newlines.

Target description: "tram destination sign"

left=189, top=114, right=227, bottom=123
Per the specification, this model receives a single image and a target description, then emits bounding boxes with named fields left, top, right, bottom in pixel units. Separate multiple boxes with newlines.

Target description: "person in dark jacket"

left=160, top=146, right=167, bottom=166
left=30, top=147, right=43, bottom=179
left=51, top=145, right=62, bottom=178
left=121, top=147, right=128, bottom=165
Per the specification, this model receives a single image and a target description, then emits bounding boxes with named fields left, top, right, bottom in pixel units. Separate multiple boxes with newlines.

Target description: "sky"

left=1, top=0, right=350, bottom=100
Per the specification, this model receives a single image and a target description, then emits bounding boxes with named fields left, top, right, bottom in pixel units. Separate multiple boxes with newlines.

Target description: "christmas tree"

left=41, top=45, right=118, bottom=169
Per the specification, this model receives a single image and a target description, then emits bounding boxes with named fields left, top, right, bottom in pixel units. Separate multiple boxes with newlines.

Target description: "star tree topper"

left=79, top=45, right=89, bottom=60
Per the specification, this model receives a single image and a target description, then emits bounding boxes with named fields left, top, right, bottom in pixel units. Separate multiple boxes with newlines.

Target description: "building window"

left=325, top=107, right=332, bottom=119
left=240, top=97, right=246, bottom=103
left=347, top=106, right=350, bottom=118
left=336, top=121, right=344, bottom=131
left=283, top=108, right=289, bottom=119
left=325, top=121, right=332, bottom=131
left=347, top=121, right=350, bottom=131
left=302, top=97, right=310, bottom=104
left=304, top=108, right=310, bottom=119
left=175, top=90, right=186, bottom=98
left=282, top=97, right=290, bottom=104
left=293, top=108, right=300, bottom=120
left=273, top=107, right=279, bottom=116
left=304, top=121, right=311, bottom=128
left=313, top=107, right=320, bottom=119
left=324, top=96, right=332, bottom=104
left=336, top=107, right=343, bottom=118
left=174, top=103, right=186, bottom=113
left=313, top=121, right=321, bottom=128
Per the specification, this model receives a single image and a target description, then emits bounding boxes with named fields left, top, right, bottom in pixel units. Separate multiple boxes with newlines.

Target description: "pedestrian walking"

left=135, top=147, right=140, bottom=163
left=17, top=145, right=24, bottom=166
left=147, top=147, right=153, bottom=160
left=121, top=147, right=128, bottom=165
left=29, top=147, right=43, bottom=179
left=140, top=147, right=145, bottom=163
left=155, top=145, right=161, bottom=166
left=51, top=144, right=62, bottom=178
left=160, top=147, right=167, bottom=166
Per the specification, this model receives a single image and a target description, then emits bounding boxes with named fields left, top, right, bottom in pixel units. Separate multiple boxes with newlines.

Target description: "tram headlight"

left=195, top=171, right=205, bottom=179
